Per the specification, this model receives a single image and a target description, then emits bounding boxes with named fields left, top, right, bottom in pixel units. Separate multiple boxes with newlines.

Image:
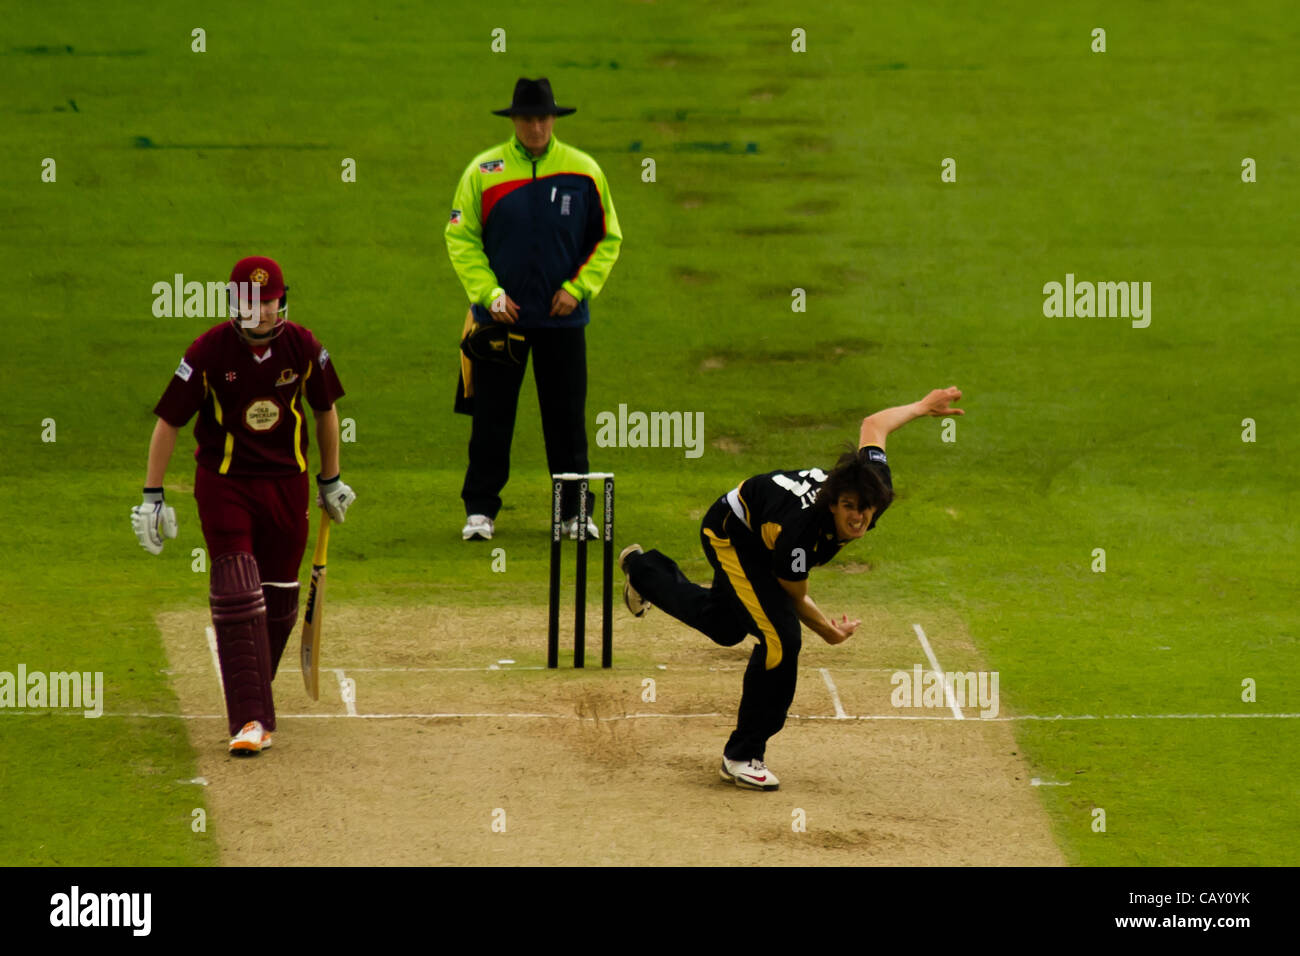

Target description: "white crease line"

left=987, top=712, right=1300, bottom=721
left=333, top=668, right=357, bottom=717
left=277, top=711, right=727, bottom=721
left=166, top=664, right=903, bottom=675
left=204, top=626, right=225, bottom=701
left=93, top=711, right=723, bottom=720
left=90, top=711, right=1300, bottom=722
left=912, top=623, right=963, bottom=720
left=287, top=666, right=550, bottom=673
left=819, top=668, right=848, bottom=719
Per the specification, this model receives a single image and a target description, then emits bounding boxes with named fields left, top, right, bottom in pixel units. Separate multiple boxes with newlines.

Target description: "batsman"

left=620, top=387, right=964, bottom=790
left=130, top=256, right=356, bottom=756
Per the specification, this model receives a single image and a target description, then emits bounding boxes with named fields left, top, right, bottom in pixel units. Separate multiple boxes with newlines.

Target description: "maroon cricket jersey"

left=154, top=322, right=345, bottom=478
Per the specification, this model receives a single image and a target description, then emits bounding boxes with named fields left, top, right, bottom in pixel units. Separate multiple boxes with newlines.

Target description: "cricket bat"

left=300, top=507, right=331, bottom=700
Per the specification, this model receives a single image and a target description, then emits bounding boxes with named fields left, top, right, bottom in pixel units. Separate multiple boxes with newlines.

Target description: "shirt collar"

left=511, top=133, right=556, bottom=161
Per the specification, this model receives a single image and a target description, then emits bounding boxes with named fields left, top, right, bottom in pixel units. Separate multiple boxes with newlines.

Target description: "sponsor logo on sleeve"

left=318, top=347, right=330, bottom=369
left=449, top=208, right=462, bottom=225
left=478, top=159, right=505, bottom=174
left=175, top=358, right=193, bottom=382
left=866, top=448, right=887, bottom=464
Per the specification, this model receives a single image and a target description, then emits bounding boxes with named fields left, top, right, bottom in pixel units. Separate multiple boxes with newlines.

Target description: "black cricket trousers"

left=627, top=497, right=803, bottom=761
left=462, top=325, right=591, bottom=520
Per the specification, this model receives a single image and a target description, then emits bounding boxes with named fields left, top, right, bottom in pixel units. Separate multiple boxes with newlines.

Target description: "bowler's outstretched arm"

left=858, top=387, right=964, bottom=450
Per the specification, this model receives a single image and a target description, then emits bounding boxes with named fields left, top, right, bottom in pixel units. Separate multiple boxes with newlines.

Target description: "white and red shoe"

left=720, top=756, right=780, bottom=791
left=229, top=720, right=267, bottom=756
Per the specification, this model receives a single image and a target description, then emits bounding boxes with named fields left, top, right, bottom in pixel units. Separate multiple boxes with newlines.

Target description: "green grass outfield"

left=2, top=0, right=1297, bottom=865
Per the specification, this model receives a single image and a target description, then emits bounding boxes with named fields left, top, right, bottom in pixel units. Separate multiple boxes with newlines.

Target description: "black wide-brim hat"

left=492, top=77, right=576, bottom=116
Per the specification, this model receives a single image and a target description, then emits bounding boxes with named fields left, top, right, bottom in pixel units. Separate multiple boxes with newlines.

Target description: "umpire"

left=446, top=77, right=622, bottom=541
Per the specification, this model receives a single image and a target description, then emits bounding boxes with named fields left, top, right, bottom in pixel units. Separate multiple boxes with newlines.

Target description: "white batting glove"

left=316, top=474, right=356, bottom=524
left=131, top=489, right=178, bottom=555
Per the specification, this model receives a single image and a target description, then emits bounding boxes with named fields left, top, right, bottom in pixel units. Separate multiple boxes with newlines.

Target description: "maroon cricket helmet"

left=228, top=255, right=289, bottom=343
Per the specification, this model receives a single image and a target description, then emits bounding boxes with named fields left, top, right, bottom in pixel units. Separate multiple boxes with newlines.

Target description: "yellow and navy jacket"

left=728, top=448, right=893, bottom=581
left=445, top=133, right=622, bottom=329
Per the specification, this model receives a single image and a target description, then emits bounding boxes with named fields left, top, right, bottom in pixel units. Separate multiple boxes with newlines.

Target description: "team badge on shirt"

left=449, top=209, right=462, bottom=225
left=243, top=399, right=282, bottom=432
left=276, top=368, right=300, bottom=387
left=479, top=159, right=505, bottom=173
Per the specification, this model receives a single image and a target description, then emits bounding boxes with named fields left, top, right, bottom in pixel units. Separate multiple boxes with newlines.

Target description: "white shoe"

left=720, top=756, right=779, bottom=791
left=229, top=720, right=267, bottom=756
left=618, top=544, right=651, bottom=617
left=561, top=516, right=599, bottom=540
left=462, top=514, right=494, bottom=540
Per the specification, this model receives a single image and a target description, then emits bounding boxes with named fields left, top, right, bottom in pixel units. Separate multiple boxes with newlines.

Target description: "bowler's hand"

left=824, top=615, right=861, bottom=645
left=918, top=386, right=963, bottom=417
left=490, top=293, right=520, bottom=324
left=549, top=289, right=579, bottom=317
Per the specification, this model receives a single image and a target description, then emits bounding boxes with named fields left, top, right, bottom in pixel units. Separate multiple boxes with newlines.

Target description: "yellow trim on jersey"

left=205, top=372, right=236, bottom=475
left=704, top=528, right=783, bottom=670
left=760, top=522, right=782, bottom=550
left=290, top=360, right=312, bottom=473
left=737, top=490, right=751, bottom=527
left=289, top=386, right=306, bottom=472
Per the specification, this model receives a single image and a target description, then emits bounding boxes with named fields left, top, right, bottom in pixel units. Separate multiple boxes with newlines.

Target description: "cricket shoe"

left=618, top=544, right=651, bottom=617
left=462, top=514, right=494, bottom=541
left=561, top=516, right=600, bottom=540
left=229, top=721, right=267, bottom=756
left=719, top=756, right=779, bottom=791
